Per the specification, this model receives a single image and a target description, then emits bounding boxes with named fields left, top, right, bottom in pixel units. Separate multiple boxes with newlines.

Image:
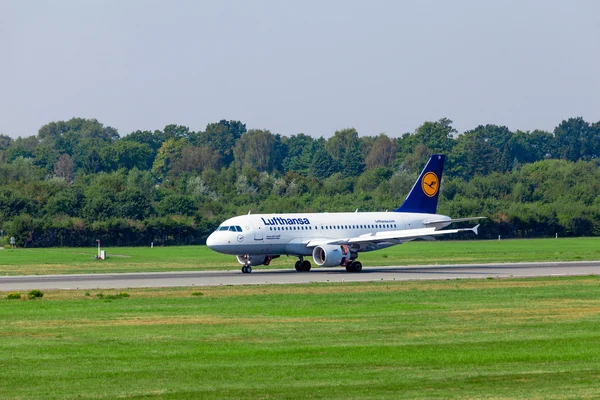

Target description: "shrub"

left=6, top=292, right=21, bottom=300
left=85, top=292, right=91, bottom=297
left=192, top=292, right=204, bottom=296
left=100, top=292, right=129, bottom=300
left=27, top=289, right=44, bottom=299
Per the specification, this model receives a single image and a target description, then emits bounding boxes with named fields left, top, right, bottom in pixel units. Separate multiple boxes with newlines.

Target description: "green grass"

left=1, top=237, right=600, bottom=276
left=1, top=277, right=600, bottom=399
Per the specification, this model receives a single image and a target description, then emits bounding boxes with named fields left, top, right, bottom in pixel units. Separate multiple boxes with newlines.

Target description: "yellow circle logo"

left=421, top=172, right=439, bottom=197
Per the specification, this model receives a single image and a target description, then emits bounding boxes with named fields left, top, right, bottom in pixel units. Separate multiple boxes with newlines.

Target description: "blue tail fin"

left=394, top=154, right=445, bottom=214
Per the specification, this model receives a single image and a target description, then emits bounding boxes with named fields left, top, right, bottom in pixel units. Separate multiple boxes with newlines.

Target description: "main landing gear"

left=294, top=257, right=311, bottom=272
left=345, top=260, right=362, bottom=273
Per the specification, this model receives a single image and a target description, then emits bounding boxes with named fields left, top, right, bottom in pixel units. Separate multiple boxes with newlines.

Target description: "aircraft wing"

left=306, top=225, right=479, bottom=248
left=423, top=217, right=486, bottom=229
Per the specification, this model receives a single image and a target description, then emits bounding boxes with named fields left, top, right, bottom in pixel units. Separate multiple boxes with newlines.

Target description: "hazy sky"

left=2, top=0, right=599, bottom=139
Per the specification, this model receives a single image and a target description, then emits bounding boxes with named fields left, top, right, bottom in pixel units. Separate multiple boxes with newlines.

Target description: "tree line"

left=0, top=116, right=599, bottom=247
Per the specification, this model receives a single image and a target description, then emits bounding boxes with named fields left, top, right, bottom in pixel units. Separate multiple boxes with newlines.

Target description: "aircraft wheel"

left=301, top=260, right=311, bottom=272
left=346, top=261, right=362, bottom=273
left=294, top=260, right=302, bottom=272
left=242, top=266, right=252, bottom=273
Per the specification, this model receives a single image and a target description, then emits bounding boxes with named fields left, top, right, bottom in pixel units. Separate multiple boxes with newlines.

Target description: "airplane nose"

left=206, top=233, right=216, bottom=249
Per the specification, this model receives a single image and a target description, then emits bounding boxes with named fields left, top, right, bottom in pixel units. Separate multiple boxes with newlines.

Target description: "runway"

left=1, top=261, right=600, bottom=290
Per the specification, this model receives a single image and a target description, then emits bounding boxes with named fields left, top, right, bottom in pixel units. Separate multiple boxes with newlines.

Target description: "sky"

left=1, top=0, right=599, bottom=139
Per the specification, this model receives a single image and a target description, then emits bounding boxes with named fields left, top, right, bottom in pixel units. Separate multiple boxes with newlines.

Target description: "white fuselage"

left=206, top=211, right=451, bottom=257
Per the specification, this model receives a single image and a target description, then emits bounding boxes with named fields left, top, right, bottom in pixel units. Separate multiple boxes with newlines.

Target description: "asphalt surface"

left=1, top=261, right=600, bottom=290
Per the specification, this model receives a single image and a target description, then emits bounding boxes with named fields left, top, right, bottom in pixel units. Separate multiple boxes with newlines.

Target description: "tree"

left=163, top=124, right=191, bottom=140
left=355, top=167, right=393, bottom=193
left=101, top=141, right=154, bottom=171
left=450, top=125, right=513, bottom=179
left=170, top=146, right=221, bottom=176
left=122, top=130, right=166, bottom=154
left=81, top=150, right=104, bottom=174
left=326, top=128, right=364, bottom=177
left=38, top=118, right=119, bottom=159
left=44, top=188, right=83, bottom=217
left=233, top=129, right=281, bottom=172
left=402, top=118, right=456, bottom=156
left=309, top=146, right=338, bottom=179
left=199, top=120, right=247, bottom=167
left=8, top=214, right=39, bottom=247
left=281, top=133, right=315, bottom=175
left=0, top=134, right=12, bottom=150
left=119, top=188, right=153, bottom=220
left=157, top=194, right=197, bottom=216
left=7, top=136, right=37, bottom=161
left=365, top=134, right=397, bottom=169
left=152, top=138, right=187, bottom=179
left=553, top=117, right=598, bottom=161
left=0, top=189, right=36, bottom=221
left=53, top=154, right=75, bottom=183
left=509, top=129, right=553, bottom=164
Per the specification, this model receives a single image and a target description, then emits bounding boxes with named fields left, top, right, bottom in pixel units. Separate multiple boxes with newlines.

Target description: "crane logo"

left=421, top=172, right=439, bottom=197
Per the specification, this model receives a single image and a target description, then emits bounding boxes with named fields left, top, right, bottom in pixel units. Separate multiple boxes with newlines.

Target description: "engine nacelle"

left=312, top=245, right=351, bottom=267
left=236, top=255, right=277, bottom=266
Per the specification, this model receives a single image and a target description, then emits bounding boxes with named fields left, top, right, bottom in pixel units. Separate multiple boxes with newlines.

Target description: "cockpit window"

left=218, top=226, right=229, bottom=231
left=235, top=226, right=243, bottom=232
left=229, top=226, right=237, bottom=232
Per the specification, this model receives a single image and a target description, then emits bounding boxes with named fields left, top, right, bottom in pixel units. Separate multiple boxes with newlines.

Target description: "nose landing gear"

left=241, top=265, right=252, bottom=273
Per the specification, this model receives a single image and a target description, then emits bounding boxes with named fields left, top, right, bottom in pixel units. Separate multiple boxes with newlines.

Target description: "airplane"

left=206, top=154, right=484, bottom=273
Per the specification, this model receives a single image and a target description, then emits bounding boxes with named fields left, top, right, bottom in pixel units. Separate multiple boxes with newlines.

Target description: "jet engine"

left=236, top=255, right=277, bottom=266
left=312, top=245, right=351, bottom=267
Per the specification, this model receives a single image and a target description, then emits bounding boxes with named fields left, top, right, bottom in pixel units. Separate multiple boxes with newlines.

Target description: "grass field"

left=1, top=277, right=600, bottom=399
left=1, top=237, right=600, bottom=276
